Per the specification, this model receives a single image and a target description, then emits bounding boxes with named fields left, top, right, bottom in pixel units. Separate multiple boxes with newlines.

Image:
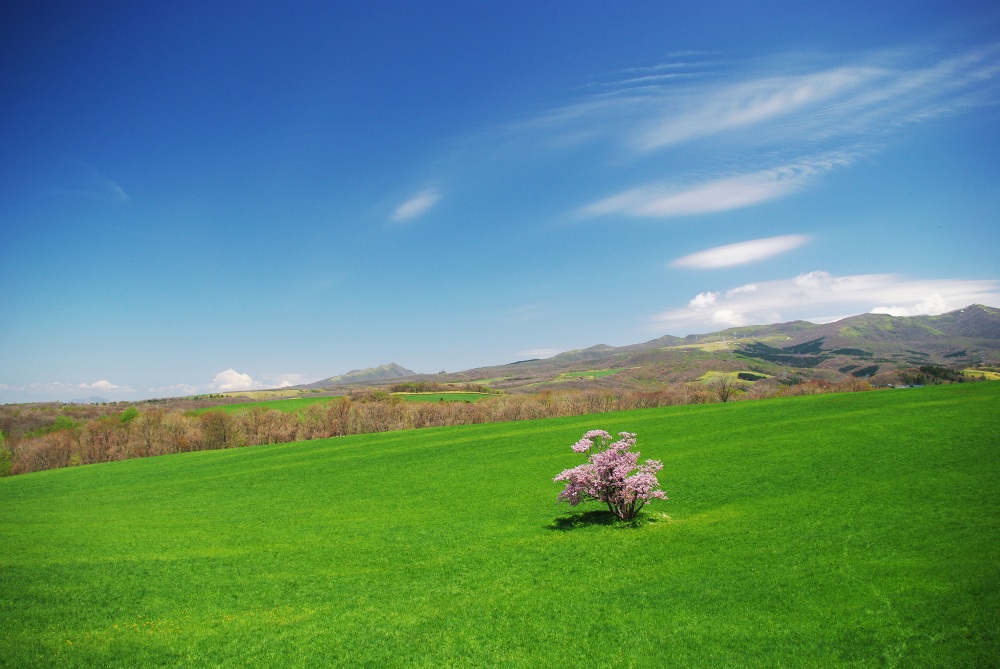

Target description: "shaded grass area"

left=1, top=384, right=997, bottom=667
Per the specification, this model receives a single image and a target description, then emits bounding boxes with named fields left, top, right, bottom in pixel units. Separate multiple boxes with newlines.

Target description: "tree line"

left=0, top=377, right=877, bottom=476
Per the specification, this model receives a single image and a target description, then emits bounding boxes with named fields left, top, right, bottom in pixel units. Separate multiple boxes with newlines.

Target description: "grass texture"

left=1, top=383, right=997, bottom=667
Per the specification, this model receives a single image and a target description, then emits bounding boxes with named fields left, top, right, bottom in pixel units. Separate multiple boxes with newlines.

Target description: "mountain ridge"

left=299, top=305, right=999, bottom=392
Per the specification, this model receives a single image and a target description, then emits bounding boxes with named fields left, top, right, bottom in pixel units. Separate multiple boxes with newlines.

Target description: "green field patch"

left=962, top=369, right=1000, bottom=380
left=2, top=384, right=997, bottom=667
left=697, top=370, right=760, bottom=383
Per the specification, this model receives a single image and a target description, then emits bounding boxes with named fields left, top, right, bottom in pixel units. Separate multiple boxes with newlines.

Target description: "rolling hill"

left=302, top=305, right=999, bottom=393
left=1, top=383, right=996, bottom=666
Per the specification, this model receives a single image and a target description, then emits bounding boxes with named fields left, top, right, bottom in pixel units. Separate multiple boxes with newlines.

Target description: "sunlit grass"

left=962, top=369, right=1000, bottom=380
left=1, top=383, right=997, bottom=667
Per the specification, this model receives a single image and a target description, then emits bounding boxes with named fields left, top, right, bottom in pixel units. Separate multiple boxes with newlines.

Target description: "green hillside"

left=1, top=384, right=997, bottom=667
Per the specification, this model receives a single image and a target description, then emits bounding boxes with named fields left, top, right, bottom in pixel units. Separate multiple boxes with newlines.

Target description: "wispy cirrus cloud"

left=581, top=155, right=851, bottom=218
left=392, top=188, right=440, bottom=222
left=542, top=44, right=1000, bottom=152
left=509, top=44, right=1000, bottom=220
left=652, top=271, right=1000, bottom=334
left=630, top=66, right=882, bottom=151
left=672, top=234, right=811, bottom=269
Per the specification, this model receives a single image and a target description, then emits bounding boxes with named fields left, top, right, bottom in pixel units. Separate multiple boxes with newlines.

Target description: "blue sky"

left=2, top=1, right=999, bottom=402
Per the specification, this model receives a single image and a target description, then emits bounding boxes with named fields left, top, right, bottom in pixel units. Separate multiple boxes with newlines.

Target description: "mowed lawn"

left=0, top=384, right=997, bottom=667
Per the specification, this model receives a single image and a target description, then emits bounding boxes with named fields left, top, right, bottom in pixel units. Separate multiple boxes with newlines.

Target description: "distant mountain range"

left=299, top=305, right=1000, bottom=392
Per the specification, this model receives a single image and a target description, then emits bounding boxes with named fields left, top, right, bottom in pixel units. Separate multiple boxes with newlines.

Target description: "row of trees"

left=1, top=377, right=875, bottom=476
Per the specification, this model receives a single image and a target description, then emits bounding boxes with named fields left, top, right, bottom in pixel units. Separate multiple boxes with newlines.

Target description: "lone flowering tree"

left=554, top=430, right=666, bottom=521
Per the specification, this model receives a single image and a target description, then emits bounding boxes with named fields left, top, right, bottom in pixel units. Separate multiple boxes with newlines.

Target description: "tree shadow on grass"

left=547, top=510, right=650, bottom=531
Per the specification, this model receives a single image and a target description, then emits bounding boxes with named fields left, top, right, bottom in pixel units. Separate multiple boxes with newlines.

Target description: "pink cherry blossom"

left=554, top=429, right=667, bottom=520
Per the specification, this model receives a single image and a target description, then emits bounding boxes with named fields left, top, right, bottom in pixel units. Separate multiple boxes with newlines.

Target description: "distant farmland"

left=1, top=383, right=996, bottom=667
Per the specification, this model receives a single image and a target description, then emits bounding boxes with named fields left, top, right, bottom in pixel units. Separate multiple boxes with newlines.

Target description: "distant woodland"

left=0, top=377, right=889, bottom=476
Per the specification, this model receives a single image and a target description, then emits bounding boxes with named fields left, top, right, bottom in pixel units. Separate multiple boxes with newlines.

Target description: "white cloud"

left=872, top=293, right=949, bottom=317
left=504, top=45, right=1000, bottom=220
left=581, top=156, right=849, bottom=219
left=147, top=368, right=267, bottom=397
left=689, top=292, right=718, bottom=309
left=727, top=284, right=758, bottom=297
left=652, top=271, right=1000, bottom=334
left=672, top=234, right=811, bottom=268
left=710, top=310, right=747, bottom=327
left=392, top=188, right=440, bottom=222
left=79, top=379, right=120, bottom=391
left=0, top=379, right=133, bottom=402
left=632, top=66, right=881, bottom=151
left=536, top=45, right=1000, bottom=156
left=208, top=369, right=262, bottom=392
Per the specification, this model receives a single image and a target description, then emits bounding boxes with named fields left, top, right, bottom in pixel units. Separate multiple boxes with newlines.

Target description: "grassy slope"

left=1, top=384, right=997, bottom=667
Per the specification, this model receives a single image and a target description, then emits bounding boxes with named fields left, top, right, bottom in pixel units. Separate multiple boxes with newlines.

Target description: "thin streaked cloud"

left=392, top=188, right=441, bottom=222
left=581, top=155, right=851, bottom=219
left=630, top=66, right=882, bottom=151
left=500, top=44, right=1000, bottom=220
left=672, top=234, right=811, bottom=269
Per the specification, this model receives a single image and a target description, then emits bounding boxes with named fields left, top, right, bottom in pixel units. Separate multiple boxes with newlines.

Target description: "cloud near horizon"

left=147, top=369, right=265, bottom=397
left=79, top=379, right=121, bottom=391
left=0, top=379, right=133, bottom=400
left=209, top=369, right=262, bottom=392
left=672, top=234, right=811, bottom=268
left=652, top=271, right=1000, bottom=333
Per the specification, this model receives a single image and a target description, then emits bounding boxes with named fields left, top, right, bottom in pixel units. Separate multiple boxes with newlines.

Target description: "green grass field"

left=1, top=384, right=997, bottom=667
